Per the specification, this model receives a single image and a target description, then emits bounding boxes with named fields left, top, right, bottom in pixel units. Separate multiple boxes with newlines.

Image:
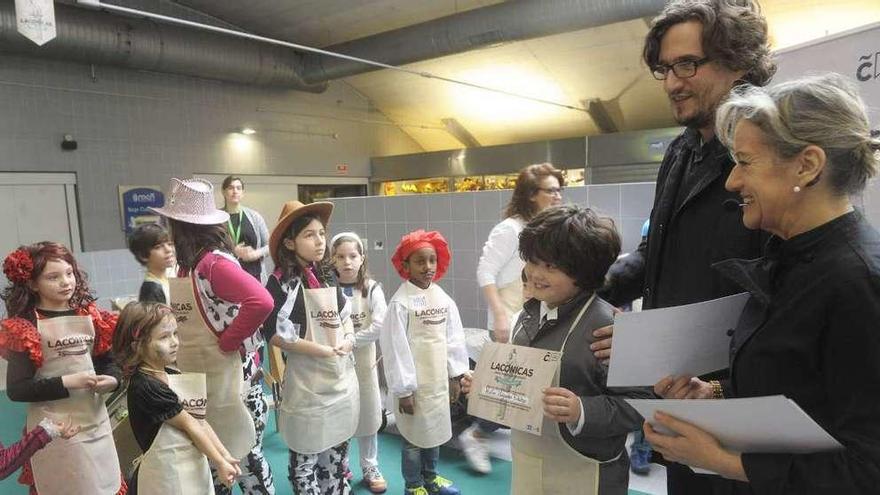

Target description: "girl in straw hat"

left=149, top=177, right=274, bottom=494
left=262, top=200, right=360, bottom=495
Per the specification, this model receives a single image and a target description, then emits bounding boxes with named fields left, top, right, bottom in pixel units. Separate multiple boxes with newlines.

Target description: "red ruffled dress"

left=0, top=303, right=127, bottom=495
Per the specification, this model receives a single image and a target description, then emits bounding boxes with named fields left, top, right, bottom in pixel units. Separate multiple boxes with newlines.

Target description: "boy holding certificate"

left=467, top=205, right=652, bottom=495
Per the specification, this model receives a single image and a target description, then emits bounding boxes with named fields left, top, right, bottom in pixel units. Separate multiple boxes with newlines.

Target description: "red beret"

left=391, top=229, right=451, bottom=281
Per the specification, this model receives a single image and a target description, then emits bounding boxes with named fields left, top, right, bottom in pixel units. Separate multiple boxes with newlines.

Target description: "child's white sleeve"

left=379, top=301, right=418, bottom=397
left=445, top=299, right=470, bottom=378
left=355, top=283, right=387, bottom=348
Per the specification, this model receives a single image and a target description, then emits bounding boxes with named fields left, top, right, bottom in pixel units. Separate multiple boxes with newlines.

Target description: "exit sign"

left=336, top=164, right=349, bottom=175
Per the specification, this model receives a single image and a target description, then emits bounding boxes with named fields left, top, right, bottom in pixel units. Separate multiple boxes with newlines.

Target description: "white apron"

left=27, top=315, right=121, bottom=495
left=394, top=283, right=452, bottom=449
left=169, top=276, right=256, bottom=459
left=136, top=372, right=213, bottom=495
left=279, top=284, right=360, bottom=454
left=349, top=282, right=383, bottom=438
left=510, top=295, right=605, bottom=495
left=493, top=279, right=525, bottom=342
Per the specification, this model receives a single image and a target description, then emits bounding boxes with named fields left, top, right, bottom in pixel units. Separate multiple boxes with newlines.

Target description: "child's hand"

left=334, top=339, right=353, bottom=356
left=542, top=387, right=582, bottom=424
left=62, top=371, right=97, bottom=391
left=216, top=460, right=238, bottom=488
left=224, top=455, right=242, bottom=477
left=56, top=416, right=81, bottom=439
left=398, top=395, right=415, bottom=415
left=459, top=371, right=473, bottom=395
left=91, top=375, right=119, bottom=394
left=449, top=375, right=463, bottom=403
left=317, top=345, right=337, bottom=358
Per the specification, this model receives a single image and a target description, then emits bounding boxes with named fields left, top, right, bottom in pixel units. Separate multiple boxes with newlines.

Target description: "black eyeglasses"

left=537, top=187, right=563, bottom=196
left=651, top=57, right=711, bottom=80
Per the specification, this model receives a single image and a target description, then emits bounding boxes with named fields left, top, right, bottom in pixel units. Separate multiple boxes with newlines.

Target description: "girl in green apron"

left=330, top=232, right=388, bottom=494
left=0, top=242, right=126, bottom=495
left=263, top=201, right=359, bottom=495
left=112, top=301, right=240, bottom=494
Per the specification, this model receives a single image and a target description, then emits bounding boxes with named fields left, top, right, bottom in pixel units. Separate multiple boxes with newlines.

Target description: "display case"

left=380, top=168, right=584, bottom=196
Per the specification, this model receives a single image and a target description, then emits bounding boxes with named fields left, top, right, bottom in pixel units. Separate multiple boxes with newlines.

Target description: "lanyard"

left=227, top=211, right=243, bottom=245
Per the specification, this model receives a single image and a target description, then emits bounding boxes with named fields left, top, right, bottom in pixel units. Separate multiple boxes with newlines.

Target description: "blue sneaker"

left=629, top=445, right=652, bottom=475
left=425, top=474, right=461, bottom=495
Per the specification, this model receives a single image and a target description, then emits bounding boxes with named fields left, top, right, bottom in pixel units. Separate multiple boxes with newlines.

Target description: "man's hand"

left=590, top=324, right=613, bottom=363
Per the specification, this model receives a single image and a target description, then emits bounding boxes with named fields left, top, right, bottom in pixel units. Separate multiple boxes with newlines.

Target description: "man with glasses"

left=595, top=1, right=774, bottom=493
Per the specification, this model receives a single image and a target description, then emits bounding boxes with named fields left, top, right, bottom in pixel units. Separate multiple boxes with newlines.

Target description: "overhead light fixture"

left=239, top=127, right=256, bottom=135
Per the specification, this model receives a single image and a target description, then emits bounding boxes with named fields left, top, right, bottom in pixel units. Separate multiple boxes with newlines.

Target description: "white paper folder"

left=607, top=293, right=750, bottom=387
left=625, top=395, right=843, bottom=454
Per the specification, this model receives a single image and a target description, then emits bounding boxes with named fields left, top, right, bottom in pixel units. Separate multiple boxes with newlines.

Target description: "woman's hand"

left=398, top=395, right=415, bottom=415
left=654, top=375, right=713, bottom=399
left=233, top=244, right=258, bottom=262
left=61, top=371, right=97, bottom=391
left=542, top=387, right=582, bottom=424
left=643, top=412, right=747, bottom=481
left=459, top=371, right=473, bottom=395
left=91, top=375, right=119, bottom=394
left=492, top=310, right=511, bottom=343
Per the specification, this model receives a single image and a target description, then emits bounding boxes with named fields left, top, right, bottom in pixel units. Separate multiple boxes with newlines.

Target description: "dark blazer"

left=601, top=128, right=766, bottom=309
left=513, top=291, right=654, bottom=495
left=709, top=211, right=880, bottom=494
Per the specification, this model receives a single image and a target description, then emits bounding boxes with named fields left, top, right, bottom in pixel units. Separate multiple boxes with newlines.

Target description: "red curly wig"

left=1, top=242, right=94, bottom=321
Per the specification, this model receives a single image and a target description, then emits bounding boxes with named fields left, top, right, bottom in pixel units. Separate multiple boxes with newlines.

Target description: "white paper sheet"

left=607, top=293, right=750, bottom=387
left=626, top=395, right=843, bottom=454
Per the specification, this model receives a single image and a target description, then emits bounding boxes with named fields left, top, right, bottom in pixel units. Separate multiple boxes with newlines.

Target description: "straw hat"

left=149, top=178, right=230, bottom=225
left=268, top=200, right=334, bottom=265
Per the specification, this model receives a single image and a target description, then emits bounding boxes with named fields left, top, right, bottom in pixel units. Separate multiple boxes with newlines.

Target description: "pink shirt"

left=194, top=251, right=273, bottom=352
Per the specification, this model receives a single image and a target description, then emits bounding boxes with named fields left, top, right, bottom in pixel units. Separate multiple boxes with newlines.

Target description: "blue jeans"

left=401, top=438, right=439, bottom=488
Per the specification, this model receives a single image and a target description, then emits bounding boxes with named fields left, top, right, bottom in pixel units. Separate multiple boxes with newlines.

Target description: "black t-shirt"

left=127, top=367, right=183, bottom=453
left=228, top=210, right=261, bottom=280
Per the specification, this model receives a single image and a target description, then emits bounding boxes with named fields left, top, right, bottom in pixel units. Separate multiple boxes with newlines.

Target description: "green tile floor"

left=0, top=393, right=652, bottom=494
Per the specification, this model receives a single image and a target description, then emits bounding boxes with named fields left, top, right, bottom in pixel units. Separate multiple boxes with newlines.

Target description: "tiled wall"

left=326, top=183, right=656, bottom=329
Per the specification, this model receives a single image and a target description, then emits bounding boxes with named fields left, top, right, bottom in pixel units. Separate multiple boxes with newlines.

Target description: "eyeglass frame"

left=536, top=187, right=564, bottom=196
left=651, top=56, right=711, bottom=80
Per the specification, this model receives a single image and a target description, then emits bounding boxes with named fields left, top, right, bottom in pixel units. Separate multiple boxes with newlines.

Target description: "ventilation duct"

left=0, top=1, right=326, bottom=91
left=302, top=0, right=666, bottom=83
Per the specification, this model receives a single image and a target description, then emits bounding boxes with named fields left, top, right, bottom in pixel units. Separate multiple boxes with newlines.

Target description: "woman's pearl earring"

left=793, top=186, right=802, bottom=193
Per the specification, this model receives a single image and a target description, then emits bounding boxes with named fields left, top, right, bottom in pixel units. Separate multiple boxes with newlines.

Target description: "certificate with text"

left=467, top=342, right=560, bottom=435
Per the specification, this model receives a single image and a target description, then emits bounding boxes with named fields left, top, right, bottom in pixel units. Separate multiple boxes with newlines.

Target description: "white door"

left=0, top=172, right=80, bottom=388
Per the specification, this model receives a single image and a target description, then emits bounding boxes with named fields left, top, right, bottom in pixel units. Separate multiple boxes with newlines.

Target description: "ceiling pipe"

left=302, top=0, right=666, bottom=83
left=0, top=0, right=327, bottom=91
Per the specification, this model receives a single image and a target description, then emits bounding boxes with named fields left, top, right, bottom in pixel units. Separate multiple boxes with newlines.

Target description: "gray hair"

left=716, top=73, right=880, bottom=195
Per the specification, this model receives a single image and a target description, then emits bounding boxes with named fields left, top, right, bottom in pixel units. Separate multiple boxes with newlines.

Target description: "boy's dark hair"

left=519, top=205, right=621, bottom=292
left=128, top=223, right=171, bottom=266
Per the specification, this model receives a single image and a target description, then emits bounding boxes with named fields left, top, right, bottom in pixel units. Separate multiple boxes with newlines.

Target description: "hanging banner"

left=15, top=0, right=56, bottom=46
